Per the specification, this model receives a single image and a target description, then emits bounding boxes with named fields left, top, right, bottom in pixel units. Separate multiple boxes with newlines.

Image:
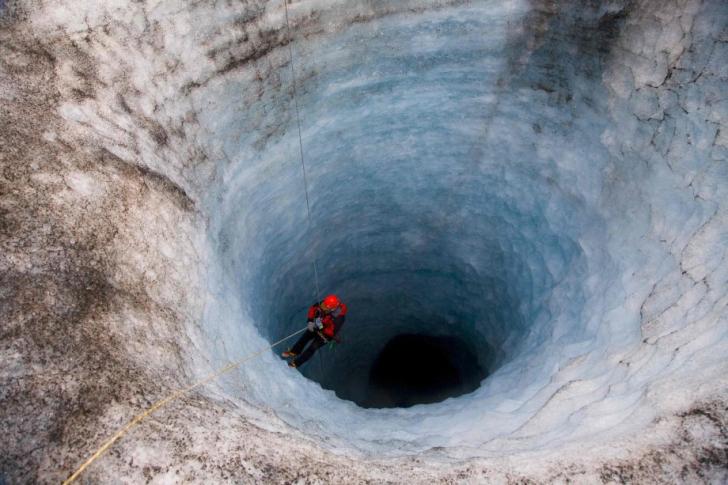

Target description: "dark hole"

left=364, top=333, right=486, bottom=408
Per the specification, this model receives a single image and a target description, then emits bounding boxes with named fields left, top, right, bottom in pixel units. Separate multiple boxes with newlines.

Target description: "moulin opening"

left=365, top=333, right=486, bottom=408
left=218, top=0, right=608, bottom=428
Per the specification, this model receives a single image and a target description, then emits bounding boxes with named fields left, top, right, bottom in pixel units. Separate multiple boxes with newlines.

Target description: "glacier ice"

left=198, top=0, right=726, bottom=456
left=1, top=0, right=726, bottom=482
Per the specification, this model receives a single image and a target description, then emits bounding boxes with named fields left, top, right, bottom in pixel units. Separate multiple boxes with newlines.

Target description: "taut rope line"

left=62, top=326, right=307, bottom=484
left=283, top=0, right=321, bottom=301
left=66, top=4, right=322, bottom=480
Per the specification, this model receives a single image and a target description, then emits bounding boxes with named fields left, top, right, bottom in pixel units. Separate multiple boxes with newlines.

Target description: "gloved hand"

left=307, top=321, right=315, bottom=332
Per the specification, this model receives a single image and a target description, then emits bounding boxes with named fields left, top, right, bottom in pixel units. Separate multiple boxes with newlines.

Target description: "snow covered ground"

left=1, top=0, right=726, bottom=482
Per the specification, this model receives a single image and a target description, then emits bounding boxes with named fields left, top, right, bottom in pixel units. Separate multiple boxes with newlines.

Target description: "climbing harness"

left=62, top=326, right=307, bottom=484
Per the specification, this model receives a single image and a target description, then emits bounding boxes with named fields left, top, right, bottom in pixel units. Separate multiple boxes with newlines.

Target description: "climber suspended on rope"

left=282, top=294, right=347, bottom=368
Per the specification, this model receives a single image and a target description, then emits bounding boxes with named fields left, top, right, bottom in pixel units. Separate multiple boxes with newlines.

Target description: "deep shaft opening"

left=365, top=333, right=486, bottom=408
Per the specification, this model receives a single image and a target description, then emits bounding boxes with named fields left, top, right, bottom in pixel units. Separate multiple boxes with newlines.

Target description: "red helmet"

left=322, top=294, right=341, bottom=310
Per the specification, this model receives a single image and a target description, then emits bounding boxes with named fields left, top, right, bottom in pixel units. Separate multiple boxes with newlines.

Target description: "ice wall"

left=199, top=0, right=727, bottom=457
left=1, top=0, right=726, bottom=482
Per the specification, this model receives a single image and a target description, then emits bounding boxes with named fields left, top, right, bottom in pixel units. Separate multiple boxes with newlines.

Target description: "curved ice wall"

left=1, top=0, right=726, bottom=482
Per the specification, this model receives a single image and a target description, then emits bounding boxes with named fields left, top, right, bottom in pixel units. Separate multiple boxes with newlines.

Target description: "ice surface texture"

left=1, top=0, right=726, bottom=482
left=204, top=0, right=727, bottom=456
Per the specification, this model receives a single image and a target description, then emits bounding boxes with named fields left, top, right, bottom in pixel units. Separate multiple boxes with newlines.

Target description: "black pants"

left=290, top=330, right=327, bottom=367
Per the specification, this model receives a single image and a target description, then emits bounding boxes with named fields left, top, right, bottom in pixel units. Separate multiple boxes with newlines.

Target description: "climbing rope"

left=282, top=0, right=329, bottom=376
left=65, top=6, right=325, bottom=480
left=283, top=0, right=321, bottom=301
left=62, top=326, right=307, bottom=484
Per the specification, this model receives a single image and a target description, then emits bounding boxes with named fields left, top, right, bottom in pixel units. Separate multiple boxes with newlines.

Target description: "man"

left=282, top=294, right=347, bottom=368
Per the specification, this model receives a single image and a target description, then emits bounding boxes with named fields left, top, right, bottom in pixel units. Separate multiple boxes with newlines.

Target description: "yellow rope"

left=62, top=326, right=307, bottom=484
left=65, top=5, right=319, bottom=483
